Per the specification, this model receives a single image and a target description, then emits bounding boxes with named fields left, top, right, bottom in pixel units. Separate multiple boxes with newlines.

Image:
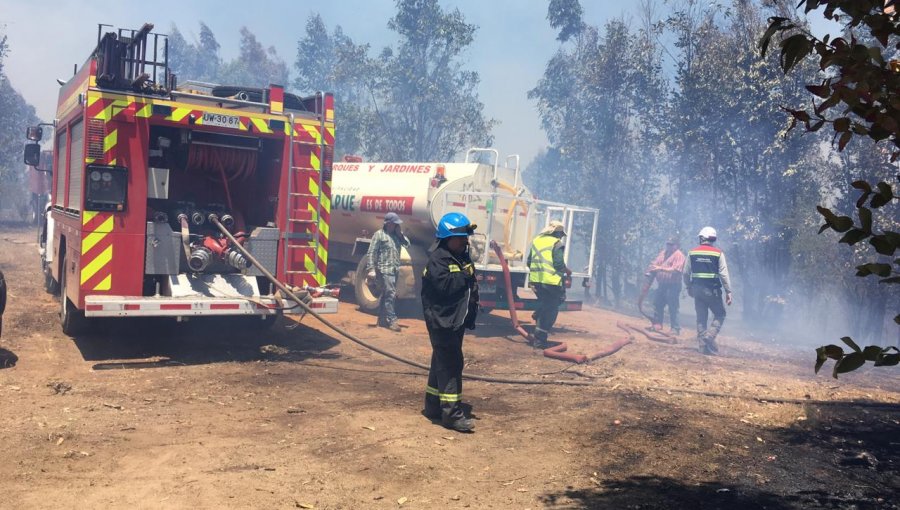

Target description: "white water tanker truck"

left=329, top=148, right=599, bottom=313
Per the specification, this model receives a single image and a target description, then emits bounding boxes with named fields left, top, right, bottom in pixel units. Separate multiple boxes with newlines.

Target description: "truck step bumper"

left=84, top=295, right=339, bottom=317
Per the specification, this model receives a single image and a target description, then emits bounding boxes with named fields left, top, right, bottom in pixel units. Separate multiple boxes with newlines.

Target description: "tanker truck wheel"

left=354, top=258, right=382, bottom=313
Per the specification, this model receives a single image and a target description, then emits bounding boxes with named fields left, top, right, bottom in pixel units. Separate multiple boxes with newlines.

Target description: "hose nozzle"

left=188, top=246, right=213, bottom=272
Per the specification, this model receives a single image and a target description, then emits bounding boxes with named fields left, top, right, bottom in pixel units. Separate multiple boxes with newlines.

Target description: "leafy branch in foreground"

left=761, top=0, right=899, bottom=376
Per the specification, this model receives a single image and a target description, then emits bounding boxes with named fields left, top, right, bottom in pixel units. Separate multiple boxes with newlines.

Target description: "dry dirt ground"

left=0, top=226, right=898, bottom=510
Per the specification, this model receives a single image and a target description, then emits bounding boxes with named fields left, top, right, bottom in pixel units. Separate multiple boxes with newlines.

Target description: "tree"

left=760, top=0, right=899, bottom=375
left=0, top=35, right=41, bottom=220
left=366, top=0, right=496, bottom=161
left=167, top=23, right=221, bottom=84
left=529, top=2, right=670, bottom=306
left=294, top=15, right=375, bottom=157
left=219, top=27, right=289, bottom=88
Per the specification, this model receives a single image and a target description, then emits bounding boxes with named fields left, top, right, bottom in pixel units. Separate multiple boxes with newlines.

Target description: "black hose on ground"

left=209, top=216, right=591, bottom=387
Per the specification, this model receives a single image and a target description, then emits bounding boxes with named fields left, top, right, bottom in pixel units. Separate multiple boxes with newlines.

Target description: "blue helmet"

left=436, top=212, right=476, bottom=239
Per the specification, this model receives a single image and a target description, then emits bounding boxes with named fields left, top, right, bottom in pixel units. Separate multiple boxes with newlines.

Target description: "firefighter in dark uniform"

left=683, top=227, right=733, bottom=355
left=527, top=220, right=572, bottom=349
left=422, top=212, right=479, bottom=433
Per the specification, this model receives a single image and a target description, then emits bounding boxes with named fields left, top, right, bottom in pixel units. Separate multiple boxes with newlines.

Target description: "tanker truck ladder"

left=283, top=135, right=326, bottom=288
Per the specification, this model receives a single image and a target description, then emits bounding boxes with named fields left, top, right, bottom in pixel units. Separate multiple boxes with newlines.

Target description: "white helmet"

left=698, top=226, right=717, bottom=241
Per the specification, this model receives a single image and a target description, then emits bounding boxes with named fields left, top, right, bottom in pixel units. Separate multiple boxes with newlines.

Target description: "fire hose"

left=489, top=240, right=632, bottom=364
left=617, top=322, right=678, bottom=345
left=637, top=273, right=656, bottom=322
left=208, top=215, right=591, bottom=387
left=635, top=273, right=681, bottom=343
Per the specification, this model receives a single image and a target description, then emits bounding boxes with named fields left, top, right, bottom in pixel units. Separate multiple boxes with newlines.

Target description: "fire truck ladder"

left=283, top=113, right=325, bottom=288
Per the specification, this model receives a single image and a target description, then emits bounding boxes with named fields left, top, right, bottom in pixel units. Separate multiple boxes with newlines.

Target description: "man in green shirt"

left=366, top=212, right=410, bottom=331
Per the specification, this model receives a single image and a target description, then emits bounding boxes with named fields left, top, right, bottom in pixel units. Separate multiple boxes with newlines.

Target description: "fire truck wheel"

left=354, top=257, right=381, bottom=314
left=59, top=262, right=90, bottom=336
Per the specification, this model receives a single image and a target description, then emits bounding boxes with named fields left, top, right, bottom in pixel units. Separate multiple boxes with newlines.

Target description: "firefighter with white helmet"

left=682, top=226, right=733, bottom=354
left=421, top=212, right=479, bottom=432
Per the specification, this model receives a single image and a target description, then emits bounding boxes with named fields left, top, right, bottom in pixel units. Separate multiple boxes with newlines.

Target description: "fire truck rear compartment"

left=142, top=126, right=283, bottom=300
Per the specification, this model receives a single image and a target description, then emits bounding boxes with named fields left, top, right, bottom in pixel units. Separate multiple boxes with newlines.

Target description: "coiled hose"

left=208, top=216, right=591, bottom=387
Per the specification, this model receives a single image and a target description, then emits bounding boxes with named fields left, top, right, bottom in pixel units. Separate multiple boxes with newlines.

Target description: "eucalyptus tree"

left=367, top=0, right=495, bottom=161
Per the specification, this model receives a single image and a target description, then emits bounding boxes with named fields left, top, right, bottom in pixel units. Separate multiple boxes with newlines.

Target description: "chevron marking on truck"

left=80, top=211, right=114, bottom=291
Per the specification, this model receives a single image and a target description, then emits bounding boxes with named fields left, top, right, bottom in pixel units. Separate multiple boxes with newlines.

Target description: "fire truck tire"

left=354, top=257, right=381, bottom=313
left=59, top=261, right=90, bottom=336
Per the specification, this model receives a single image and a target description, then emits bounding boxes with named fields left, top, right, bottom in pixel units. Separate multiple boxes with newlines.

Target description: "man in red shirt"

left=646, top=236, right=686, bottom=335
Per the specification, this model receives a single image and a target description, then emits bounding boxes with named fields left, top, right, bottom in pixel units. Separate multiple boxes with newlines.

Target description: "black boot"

left=533, top=328, right=550, bottom=349
left=442, top=416, right=475, bottom=433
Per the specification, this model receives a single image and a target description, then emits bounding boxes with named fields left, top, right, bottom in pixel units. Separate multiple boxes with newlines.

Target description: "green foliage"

left=294, top=2, right=495, bottom=161
left=0, top=34, right=41, bottom=219
left=167, top=23, right=221, bottom=83
left=370, top=0, right=495, bottom=161
left=219, top=28, right=289, bottom=88
left=294, top=16, right=376, bottom=157
left=167, top=24, right=287, bottom=88
left=762, top=0, right=899, bottom=376
left=528, top=10, right=670, bottom=304
left=548, top=0, right=585, bottom=42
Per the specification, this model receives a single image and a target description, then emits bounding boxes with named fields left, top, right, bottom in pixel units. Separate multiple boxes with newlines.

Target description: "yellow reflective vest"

left=529, top=234, right=563, bottom=286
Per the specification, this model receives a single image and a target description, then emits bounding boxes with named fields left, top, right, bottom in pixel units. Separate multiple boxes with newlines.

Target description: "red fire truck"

left=23, top=23, right=338, bottom=335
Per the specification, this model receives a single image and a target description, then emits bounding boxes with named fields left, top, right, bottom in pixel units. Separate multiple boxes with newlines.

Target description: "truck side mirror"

left=24, top=143, right=41, bottom=167
left=26, top=126, right=43, bottom=141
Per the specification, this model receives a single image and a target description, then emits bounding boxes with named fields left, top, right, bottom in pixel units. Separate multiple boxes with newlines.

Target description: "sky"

left=0, top=0, right=643, bottom=165
left=0, top=1, right=835, bottom=166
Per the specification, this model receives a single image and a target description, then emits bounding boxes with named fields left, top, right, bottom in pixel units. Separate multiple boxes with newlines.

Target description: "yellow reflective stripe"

left=80, top=245, right=113, bottom=285
left=689, top=250, right=720, bottom=257
left=691, top=273, right=718, bottom=278
left=93, top=274, right=112, bottom=291
left=104, top=129, right=118, bottom=153
left=135, top=103, right=152, bottom=118
left=169, top=107, right=192, bottom=122
left=423, top=268, right=428, bottom=276
left=303, top=124, right=321, bottom=144
left=81, top=216, right=114, bottom=254
left=250, top=118, right=272, bottom=133
left=425, top=386, right=440, bottom=396
left=439, top=393, right=460, bottom=402
left=82, top=211, right=98, bottom=226
left=448, top=264, right=461, bottom=273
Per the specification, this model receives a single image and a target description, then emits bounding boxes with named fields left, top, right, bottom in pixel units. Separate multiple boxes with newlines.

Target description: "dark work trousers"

left=533, top=283, right=565, bottom=341
left=693, top=286, right=726, bottom=343
left=424, top=326, right=466, bottom=423
left=653, top=281, right=682, bottom=330
left=377, top=272, right=398, bottom=326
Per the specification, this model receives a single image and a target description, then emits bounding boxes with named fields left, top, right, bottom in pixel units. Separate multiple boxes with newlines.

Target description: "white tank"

left=330, top=161, right=535, bottom=264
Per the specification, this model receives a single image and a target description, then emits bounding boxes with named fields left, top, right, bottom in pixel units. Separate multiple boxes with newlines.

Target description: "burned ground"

left=0, top=227, right=897, bottom=509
